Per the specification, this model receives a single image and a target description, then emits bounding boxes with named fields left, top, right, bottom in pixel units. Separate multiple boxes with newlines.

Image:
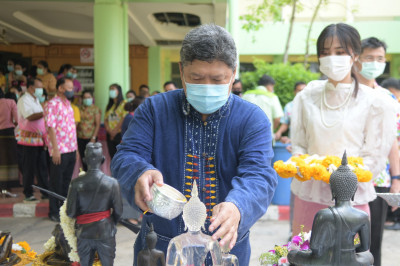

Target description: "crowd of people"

left=1, top=22, right=400, bottom=265
left=0, top=59, right=179, bottom=224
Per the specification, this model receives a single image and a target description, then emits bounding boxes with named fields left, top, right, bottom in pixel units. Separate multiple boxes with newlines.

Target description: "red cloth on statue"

left=76, top=209, right=111, bottom=224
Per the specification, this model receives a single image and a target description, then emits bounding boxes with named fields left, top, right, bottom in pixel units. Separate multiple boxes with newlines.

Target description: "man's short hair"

left=27, top=77, right=42, bottom=88
left=163, top=81, right=177, bottom=89
left=233, top=79, right=241, bottom=86
left=56, top=77, right=72, bottom=90
left=294, top=81, right=306, bottom=90
left=258, top=75, right=275, bottom=86
left=361, top=37, right=387, bottom=53
left=180, top=24, right=237, bottom=71
left=381, top=78, right=400, bottom=91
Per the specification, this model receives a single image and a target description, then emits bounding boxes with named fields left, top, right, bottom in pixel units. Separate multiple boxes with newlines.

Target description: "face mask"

left=7, top=65, right=14, bottom=72
left=83, top=98, right=93, bottom=106
left=359, top=61, right=386, bottom=80
left=34, top=88, right=43, bottom=98
left=319, top=55, right=353, bottom=81
left=39, top=96, right=46, bottom=103
left=64, top=90, right=74, bottom=99
left=14, top=93, right=19, bottom=100
left=232, top=91, right=242, bottom=96
left=126, top=97, right=134, bottom=102
left=185, top=78, right=232, bottom=114
left=109, top=90, right=117, bottom=99
left=15, top=70, right=23, bottom=76
left=66, top=71, right=73, bottom=78
left=72, top=73, right=77, bottom=79
left=37, top=68, right=44, bottom=75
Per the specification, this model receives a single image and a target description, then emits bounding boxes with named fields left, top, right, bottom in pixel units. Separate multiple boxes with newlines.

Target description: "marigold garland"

left=273, top=154, right=372, bottom=184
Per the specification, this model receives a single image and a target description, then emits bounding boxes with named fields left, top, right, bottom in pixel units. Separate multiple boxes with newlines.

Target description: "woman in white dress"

left=290, top=23, right=397, bottom=235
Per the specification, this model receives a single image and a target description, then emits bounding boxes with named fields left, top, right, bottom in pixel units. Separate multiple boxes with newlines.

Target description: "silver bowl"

left=146, top=183, right=187, bottom=220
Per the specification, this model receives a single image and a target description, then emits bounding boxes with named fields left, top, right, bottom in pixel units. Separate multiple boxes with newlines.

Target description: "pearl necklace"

left=320, top=83, right=354, bottom=128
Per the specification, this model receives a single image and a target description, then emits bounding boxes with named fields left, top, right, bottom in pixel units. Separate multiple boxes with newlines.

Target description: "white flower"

left=328, top=164, right=337, bottom=173
left=12, top=244, right=22, bottom=252
left=44, top=236, right=56, bottom=252
left=59, top=201, right=80, bottom=262
left=304, top=231, right=312, bottom=242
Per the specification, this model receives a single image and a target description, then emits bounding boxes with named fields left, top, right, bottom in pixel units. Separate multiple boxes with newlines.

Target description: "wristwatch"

left=391, top=175, right=400, bottom=180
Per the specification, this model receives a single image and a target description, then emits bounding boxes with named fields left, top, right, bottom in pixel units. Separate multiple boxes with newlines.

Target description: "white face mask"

left=319, top=55, right=353, bottom=81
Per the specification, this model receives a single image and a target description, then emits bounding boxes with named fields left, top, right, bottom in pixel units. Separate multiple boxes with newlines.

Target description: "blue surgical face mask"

left=83, top=98, right=93, bottom=106
left=39, top=96, right=46, bottom=103
left=109, top=89, right=117, bottom=99
left=126, top=97, right=134, bottom=102
left=359, top=61, right=386, bottom=80
left=66, top=71, right=73, bottom=78
left=15, top=70, right=23, bottom=76
left=185, top=77, right=232, bottom=114
left=7, top=65, right=14, bottom=72
left=34, top=88, right=43, bottom=98
left=72, top=73, right=77, bottom=79
left=37, top=68, right=44, bottom=76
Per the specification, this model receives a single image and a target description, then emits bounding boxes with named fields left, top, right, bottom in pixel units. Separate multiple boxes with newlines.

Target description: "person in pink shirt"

left=17, top=78, right=50, bottom=201
left=45, top=77, right=77, bottom=222
left=0, top=89, right=18, bottom=190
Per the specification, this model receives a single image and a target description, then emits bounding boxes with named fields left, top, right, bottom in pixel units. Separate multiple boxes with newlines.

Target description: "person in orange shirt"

left=37, top=60, right=56, bottom=96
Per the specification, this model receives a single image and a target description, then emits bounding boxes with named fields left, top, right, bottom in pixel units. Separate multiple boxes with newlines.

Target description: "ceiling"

left=0, top=0, right=227, bottom=47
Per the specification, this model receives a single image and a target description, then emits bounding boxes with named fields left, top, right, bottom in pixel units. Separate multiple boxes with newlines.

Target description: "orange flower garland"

left=273, top=154, right=372, bottom=184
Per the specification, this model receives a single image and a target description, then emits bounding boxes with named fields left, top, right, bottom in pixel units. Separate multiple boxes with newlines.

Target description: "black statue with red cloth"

left=66, top=142, right=123, bottom=266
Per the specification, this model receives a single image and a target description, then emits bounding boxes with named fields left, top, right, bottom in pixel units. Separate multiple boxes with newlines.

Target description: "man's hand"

left=390, top=179, right=400, bottom=211
left=209, top=202, right=241, bottom=250
left=134, top=170, right=164, bottom=212
left=52, top=149, right=61, bottom=165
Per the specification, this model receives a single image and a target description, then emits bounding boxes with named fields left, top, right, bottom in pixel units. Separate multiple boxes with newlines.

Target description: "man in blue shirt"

left=111, top=24, right=277, bottom=265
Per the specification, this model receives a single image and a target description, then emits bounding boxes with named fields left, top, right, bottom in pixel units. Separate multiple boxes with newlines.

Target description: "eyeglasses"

left=360, top=56, right=386, bottom=63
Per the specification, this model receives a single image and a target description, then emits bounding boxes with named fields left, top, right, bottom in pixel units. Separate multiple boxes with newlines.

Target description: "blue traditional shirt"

left=111, top=89, right=277, bottom=265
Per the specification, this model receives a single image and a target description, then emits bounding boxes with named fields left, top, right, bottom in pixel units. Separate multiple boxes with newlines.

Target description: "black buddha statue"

left=0, top=231, right=20, bottom=265
left=137, top=223, right=166, bottom=266
left=288, top=152, right=374, bottom=266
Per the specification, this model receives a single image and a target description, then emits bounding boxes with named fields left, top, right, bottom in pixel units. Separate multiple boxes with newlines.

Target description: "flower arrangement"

left=274, top=154, right=372, bottom=184
left=11, top=240, right=37, bottom=265
left=259, top=225, right=311, bottom=266
left=59, top=200, right=80, bottom=263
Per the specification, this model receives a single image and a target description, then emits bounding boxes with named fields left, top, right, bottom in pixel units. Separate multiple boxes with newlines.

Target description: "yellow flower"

left=27, top=250, right=37, bottom=259
left=17, top=241, right=31, bottom=252
left=348, top=156, right=364, bottom=167
left=273, top=161, right=297, bottom=178
left=322, top=156, right=341, bottom=168
left=354, top=168, right=373, bottom=182
left=298, top=164, right=312, bottom=181
left=312, top=164, right=330, bottom=182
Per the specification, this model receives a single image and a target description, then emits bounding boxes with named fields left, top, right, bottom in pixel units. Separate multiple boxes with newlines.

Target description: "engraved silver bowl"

left=146, top=183, right=187, bottom=220
left=376, top=193, right=400, bottom=207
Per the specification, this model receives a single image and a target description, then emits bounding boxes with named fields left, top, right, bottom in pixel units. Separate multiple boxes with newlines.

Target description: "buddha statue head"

left=182, top=180, right=207, bottom=232
left=330, top=151, right=358, bottom=202
left=145, top=223, right=158, bottom=250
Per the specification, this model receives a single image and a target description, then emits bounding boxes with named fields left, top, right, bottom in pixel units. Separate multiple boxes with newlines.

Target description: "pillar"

left=148, top=46, right=162, bottom=93
left=94, top=0, right=129, bottom=121
left=228, top=0, right=240, bottom=76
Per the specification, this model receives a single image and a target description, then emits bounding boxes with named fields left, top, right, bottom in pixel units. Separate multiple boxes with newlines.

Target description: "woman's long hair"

left=106, top=83, right=124, bottom=112
left=316, top=23, right=361, bottom=97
